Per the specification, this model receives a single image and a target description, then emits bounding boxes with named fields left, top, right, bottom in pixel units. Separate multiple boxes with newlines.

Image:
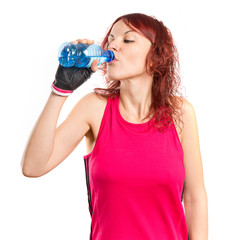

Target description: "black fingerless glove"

left=51, top=64, right=95, bottom=96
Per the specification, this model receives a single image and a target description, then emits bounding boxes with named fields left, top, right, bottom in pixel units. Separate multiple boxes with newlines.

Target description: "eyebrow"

left=109, top=30, right=135, bottom=38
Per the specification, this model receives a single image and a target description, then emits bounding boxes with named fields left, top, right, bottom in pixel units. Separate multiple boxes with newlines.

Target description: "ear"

left=146, top=61, right=154, bottom=75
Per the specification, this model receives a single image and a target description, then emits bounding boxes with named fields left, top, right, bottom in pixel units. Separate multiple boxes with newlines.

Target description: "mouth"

left=113, top=54, right=119, bottom=61
left=108, top=57, right=119, bottom=64
left=113, top=56, right=119, bottom=61
left=111, top=59, right=119, bottom=62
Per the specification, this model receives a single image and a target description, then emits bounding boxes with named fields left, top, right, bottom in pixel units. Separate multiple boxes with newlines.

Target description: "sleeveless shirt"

left=83, top=92, right=189, bottom=240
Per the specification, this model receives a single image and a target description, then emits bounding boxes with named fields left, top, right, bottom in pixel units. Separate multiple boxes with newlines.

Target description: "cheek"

left=126, top=50, right=148, bottom=69
left=106, top=49, right=149, bottom=80
left=126, top=57, right=147, bottom=73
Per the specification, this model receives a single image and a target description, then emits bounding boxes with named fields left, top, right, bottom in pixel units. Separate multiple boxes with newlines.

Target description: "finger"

left=71, top=39, right=86, bottom=44
left=70, top=39, right=94, bottom=45
left=75, top=38, right=83, bottom=43
left=81, top=39, right=88, bottom=44
left=88, top=39, right=94, bottom=44
left=70, top=39, right=81, bottom=44
left=80, top=39, right=94, bottom=44
left=91, top=59, right=99, bottom=72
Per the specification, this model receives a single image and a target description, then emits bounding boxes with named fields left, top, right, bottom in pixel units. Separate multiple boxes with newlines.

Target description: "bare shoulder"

left=171, top=95, right=192, bottom=108
left=84, top=92, right=108, bottom=110
left=178, top=97, right=196, bottom=127
left=178, top=97, right=198, bottom=145
left=82, top=92, right=108, bottom=128
left=79, top=92, right=108, bottom=109
left=171, top=96, right=195, bottom=143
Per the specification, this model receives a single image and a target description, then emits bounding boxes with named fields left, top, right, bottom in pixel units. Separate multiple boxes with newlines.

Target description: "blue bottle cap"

left=106, top=50, right=115, bottom=62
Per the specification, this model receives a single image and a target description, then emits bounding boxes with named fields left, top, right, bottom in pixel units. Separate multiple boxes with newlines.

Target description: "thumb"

left=91, top=59, right=99, bottom=72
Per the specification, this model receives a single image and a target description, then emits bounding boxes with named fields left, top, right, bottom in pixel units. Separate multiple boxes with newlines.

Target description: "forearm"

left=21, top=91, right=68, bottom=175
left=184, top=195, right=208, bottom=240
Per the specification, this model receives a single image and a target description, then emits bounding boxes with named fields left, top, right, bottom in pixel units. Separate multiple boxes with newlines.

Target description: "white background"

left=0, top=0, right=239, bottom=239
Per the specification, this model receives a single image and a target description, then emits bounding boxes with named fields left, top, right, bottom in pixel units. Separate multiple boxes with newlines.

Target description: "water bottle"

left=58, top=42, right=115, bottom=68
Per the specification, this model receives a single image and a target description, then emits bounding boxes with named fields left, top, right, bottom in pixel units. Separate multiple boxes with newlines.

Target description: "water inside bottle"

left=82, top=45, right=108, bottom=67
left=58, top=44, right=77, bottom=67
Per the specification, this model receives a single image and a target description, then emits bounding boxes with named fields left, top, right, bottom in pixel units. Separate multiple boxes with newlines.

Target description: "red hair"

left=94, top=13, right=185, bottom=133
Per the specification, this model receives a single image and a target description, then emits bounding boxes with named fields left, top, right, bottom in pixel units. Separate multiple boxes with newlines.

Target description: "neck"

left=118, top=74, right=153, bottom=123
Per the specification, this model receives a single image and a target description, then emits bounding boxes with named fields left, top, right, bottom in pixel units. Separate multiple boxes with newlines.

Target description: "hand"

left=70, top=39, right=99, bottom=72
left=51, top=38, right=99, bottom=96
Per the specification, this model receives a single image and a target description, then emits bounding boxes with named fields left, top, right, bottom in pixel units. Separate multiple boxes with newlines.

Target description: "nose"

left=108, top=39, right=120, bottom=51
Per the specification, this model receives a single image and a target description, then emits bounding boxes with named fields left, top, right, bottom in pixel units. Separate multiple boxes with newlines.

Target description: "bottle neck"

left=103, top=50, right=115, bottom=62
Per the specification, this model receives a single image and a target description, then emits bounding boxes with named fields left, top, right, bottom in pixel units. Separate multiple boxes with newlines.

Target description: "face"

left=106, top=19, right=152, bottom=81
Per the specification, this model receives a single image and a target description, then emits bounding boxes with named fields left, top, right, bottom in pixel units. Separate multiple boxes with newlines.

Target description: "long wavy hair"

left=94, top=13, right=185, bottom=133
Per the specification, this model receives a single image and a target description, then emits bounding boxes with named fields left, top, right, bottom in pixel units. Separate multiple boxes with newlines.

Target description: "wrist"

left=51, top=82, right=73, bottom=96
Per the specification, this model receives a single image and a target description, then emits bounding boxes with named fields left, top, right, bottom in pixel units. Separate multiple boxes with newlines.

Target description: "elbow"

left=21, top=158, right=46, bottom=178
left=21, top=166, right=43, bottom=178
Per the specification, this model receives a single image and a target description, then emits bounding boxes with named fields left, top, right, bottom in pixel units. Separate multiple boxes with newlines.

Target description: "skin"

left=106, top=19, right=154, bottom=123
left=22, top=20, right=208, bottom=239
left=105, top=20, right=208, bottom=238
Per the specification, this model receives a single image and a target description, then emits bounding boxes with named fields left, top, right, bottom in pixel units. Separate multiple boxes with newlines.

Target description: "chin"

left=106, top=71, right=134, bottom=81
left=106, top=73, right=121, bottom=81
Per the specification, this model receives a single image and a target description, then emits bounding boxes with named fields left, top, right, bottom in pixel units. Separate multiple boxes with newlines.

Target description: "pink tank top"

left=83, top=92, right=189, bottom=240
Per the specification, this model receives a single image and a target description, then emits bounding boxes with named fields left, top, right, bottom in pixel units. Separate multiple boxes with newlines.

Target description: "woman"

left=21, top=13, right=208, bottom=240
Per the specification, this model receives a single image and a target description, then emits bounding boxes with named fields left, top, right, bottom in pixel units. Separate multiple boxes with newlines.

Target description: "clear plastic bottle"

left=58, top=42, right=115, bottom=68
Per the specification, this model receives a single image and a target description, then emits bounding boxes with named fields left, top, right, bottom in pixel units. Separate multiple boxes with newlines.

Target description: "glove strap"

left=51, top=82, right=73, bottom=96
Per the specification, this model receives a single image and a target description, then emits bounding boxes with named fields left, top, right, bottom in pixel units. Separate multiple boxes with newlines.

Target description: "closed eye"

left=124, top=40, right=134, bottom=43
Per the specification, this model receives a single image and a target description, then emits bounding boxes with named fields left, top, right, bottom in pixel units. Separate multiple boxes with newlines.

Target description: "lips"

left=111, top=59, right=119, bottom=62
left=113, top=56, right=119, bottom=61
left=107, top=51, right=119, bottom=63
left=111, top=52, right=119, bottom=61
left=108, top=56, right=119, bottom=64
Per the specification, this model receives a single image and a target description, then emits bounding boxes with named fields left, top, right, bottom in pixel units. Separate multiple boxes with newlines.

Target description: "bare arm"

left=21, top=92, right=68, bottom=176
left=21, top=91, right=97, bottom=177
left=21, top=38, right=100, bottom=177
left=181, top=98, right=208, bottom=239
